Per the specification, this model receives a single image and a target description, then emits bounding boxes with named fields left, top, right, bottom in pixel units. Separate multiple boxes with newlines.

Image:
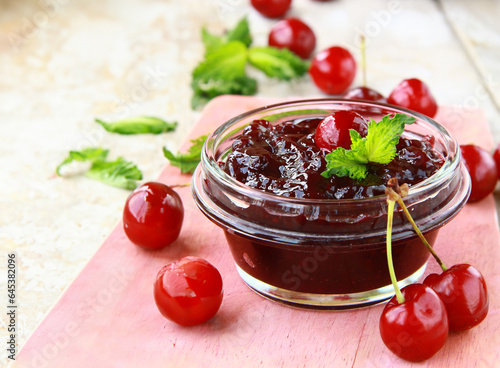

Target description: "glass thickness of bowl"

left=192, top=99, right=471, bottom=309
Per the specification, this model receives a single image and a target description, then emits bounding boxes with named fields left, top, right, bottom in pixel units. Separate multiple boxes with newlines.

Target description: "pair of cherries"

left=381, top=264, right=489, bottom=362
left=380, top=182, right=489, bottom=362
left=344, top=78, right=438, bottom=118
left=123, top=182, right=224, bottom=327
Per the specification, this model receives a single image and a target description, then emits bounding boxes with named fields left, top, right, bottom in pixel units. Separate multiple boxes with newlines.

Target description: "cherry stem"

left=386, top=185, right=448, bottom=272
left=386, top=199, right=405, bottom=304
left=169, top=183, right=191, bottom=189
left=360, top=34, right=367, bottom=87
left=394, top=196, right=448, bottom=272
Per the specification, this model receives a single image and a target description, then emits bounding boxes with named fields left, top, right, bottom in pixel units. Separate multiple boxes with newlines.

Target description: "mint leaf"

left=56, top=147, right=142, bottom=189
left=226, top=17, right=252, bottom=48
left=201, top=28, right=225, bottom=56
left=363, top=113, right=416, bottom=164
left=201, top=17, right=252, bottom=56
left=191, top=41, right=256, bottom=109
left=163, top=135, right=208, bottom=174
left=86, top=157, right=142, bottom=190
left=191, top=74, right=257, bottom=109
left=95, top=116, right=177, bottom=135
left=321, top=148, right=368, bottom=179
left=248, top=47, right=309, bottom=81
left=321, top=113, right=416, bottom=180
left=56, top=147, right=109, bottom=176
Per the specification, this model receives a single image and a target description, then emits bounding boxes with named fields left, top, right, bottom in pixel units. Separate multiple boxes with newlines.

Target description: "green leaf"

left=85, top=157, right=142, bottom=190
left=201, top=17, right=252, bottom=56
left=191, top=41, right=256, bottom=109
left=201, top=28, right=225, bottom=56
left=321, top=148, right=368, bottom=180
left=226, top=17, right=252, bottom=48
left=191, top=74, right=257, bottom=109
left=363, top=113, right=416, bottom=164
left=247, top=47, right=309, bottom=81
left=95, top=116, right=177, bottom=135
left=321, top=113, right=416, bottom=180
left=56, top=147, right=109, bottom=176
left=163, top=135, right=208, bottom=174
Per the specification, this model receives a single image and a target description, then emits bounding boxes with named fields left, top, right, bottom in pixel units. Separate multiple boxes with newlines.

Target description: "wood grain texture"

left=13, top=96, right=500, bottom=368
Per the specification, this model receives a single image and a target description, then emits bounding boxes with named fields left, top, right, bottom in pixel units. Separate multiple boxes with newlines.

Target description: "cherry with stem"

left=386, top=178, right=489, bottom=332
left=342, top=34, right=386, bottom=102
left=379, top=182, right=448, bottom=362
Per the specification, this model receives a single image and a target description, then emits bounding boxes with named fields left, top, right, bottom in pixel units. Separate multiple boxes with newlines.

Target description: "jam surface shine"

left=222, top=117, right=445, bottom=199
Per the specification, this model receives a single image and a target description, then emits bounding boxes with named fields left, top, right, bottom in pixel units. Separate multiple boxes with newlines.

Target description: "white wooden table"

left=1, top=0, right=499, bottom=366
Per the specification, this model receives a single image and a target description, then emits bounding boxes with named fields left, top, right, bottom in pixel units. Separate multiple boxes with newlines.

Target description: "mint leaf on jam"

left=322, top=113, right=417, bottom=180
left=163, top=134, right=208, bottom=174
left=95, top=116, right=177, bottom=135
left=321, top=147, right=369, bottom=179
left=248, top=47, right=309, bottom=81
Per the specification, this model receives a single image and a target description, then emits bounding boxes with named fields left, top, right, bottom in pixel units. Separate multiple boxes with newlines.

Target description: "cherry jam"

left=192, top=100, right=470, bottom=307
left=221, top=117, right=444, bottom=199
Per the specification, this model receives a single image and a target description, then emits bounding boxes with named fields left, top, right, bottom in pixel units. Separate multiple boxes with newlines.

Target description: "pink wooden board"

left=14, top=96, right=500, bottom=368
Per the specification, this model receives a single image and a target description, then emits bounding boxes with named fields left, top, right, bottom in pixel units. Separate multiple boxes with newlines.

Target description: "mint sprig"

left=322, top=113, right=417, bottom=180
left=192, top=17, right=309, bottom=109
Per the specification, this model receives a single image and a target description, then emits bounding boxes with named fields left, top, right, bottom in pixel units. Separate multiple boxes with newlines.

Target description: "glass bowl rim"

left=201, top=98, right=460, bottom=206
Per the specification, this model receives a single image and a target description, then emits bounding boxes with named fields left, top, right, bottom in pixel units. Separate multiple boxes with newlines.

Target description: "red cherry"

left=251, top=0, right=291, bottom=18
left=387, top=78, right=438, bottom=118
left=268, top=18, right=316, bottom=59
left=309, top=46, right=356, bottom=95
left=154, top=257, right=223, bottom=326
left=342, top=86, right=386, bottom=102
left=314, top=110, right=368, bottom=151
left=493, top=143, right=500, bottom=180
left=379, top=283, right=449, bottom=362
left=460, top=144, right=498, bottom=202
left=423, top=264, right=488, bottom=331
left=123, top=182, right=184, bottom=249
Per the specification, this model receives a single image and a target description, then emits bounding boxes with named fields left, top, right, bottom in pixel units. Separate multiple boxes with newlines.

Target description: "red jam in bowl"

left=192, top=99, right=470, bottom=308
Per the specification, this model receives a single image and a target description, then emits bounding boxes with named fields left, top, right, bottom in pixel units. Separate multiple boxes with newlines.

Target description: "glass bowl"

left=191, top=99, right=471, bottom=309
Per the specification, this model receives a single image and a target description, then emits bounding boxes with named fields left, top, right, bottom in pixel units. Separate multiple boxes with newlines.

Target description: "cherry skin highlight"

left=251, top=0, right=291, bottom=18
left=268, top=17, right=316, bottom=59
left=309, top=46, right=356, bottom=95
left=154, top=257, right=223, bottom=326
left=424, top=264, right=488, bottom=331
left=314, top=110, right=368, bottom=151
left=342, top=86, right=386, bottom=103
left=123, top=182, right=184, bottom=249
left=379, top=283, right=449, bottom=362
left=460, top=144, right=498, bottom=202
left=387, top=78, right=438, bottom=118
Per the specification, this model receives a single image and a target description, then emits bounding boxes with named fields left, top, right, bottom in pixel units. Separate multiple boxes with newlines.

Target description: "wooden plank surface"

left=12, top=96, right=500, bottom=368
